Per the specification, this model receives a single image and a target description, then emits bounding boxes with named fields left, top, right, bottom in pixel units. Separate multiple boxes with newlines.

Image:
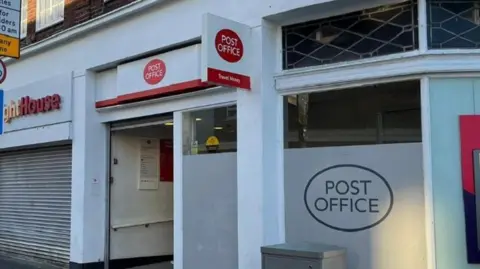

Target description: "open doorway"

left=108, top=114, right=174, bottom=269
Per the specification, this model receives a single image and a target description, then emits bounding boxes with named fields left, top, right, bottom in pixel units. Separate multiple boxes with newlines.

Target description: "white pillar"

left=173, top=111, right=185, bottom=269
left=236, top=20, right=285, bottom=269
left=70, top=70, right=109, bottom=266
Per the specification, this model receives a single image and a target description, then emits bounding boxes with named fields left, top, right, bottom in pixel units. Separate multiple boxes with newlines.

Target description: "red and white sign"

left=0, top=59, right=7, bottom=84
left=116, top=45, right=201, bottom=97
left=215, top=29, right=243, bottom=63
left=201, top=13, right=252, bottom=90
left=143, top=59, right=166, bottom=85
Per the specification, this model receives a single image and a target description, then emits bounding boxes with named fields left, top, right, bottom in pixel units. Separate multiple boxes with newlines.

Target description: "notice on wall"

left=159, top=139, right=173, bottom=182
left=0, top=0, right=21, bottom=58
left=138, top=138, right=160, bottom=190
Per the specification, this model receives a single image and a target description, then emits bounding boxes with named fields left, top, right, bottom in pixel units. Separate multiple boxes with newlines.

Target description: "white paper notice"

left=138, top=138, right=160, bottom=190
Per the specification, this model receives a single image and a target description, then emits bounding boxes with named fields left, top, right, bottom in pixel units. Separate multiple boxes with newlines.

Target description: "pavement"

left=0, top=256, right=57, bottom=269
left=129, top=261, right=173, bottom=269
left=0, top=256, right=173, bottom=269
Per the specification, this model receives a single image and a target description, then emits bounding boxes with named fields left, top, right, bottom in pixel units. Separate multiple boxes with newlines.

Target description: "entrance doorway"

left=108, top=114, right=174, bottom=269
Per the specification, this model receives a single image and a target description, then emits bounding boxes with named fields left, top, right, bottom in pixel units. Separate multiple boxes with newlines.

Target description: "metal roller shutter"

left=0, top=144, right=72, bottom=267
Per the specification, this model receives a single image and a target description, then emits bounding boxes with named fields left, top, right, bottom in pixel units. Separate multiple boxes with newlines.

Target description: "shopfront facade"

left=0, top=73, right=73, bottom=267
left=1, top=0, right=479, bottom=269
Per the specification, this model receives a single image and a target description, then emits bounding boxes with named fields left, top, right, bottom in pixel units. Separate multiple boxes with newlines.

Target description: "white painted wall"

left=109, top=127, right=174, bottom=259
left=70, top=71, right=108, bottom=264
left=236, top=20, right=285, bottom=269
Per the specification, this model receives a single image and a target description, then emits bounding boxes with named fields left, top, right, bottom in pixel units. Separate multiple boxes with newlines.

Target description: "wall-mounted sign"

left=0, top=1, right=21, bottom=58
left=160, top=139, right=173, bottom=182
left=138, top=138, right=160, bottom=190
left=459, top=115, right=480, bottom=263
left=201, top=13, right=251, bottom=90
left=215, top=29, right=243, bottom=63
left=0, top=59, right=6, bottom=84
left=4, top=94, right=61, bottom=123
left=143, top=59, right=166, bottom=85
left=304, top=164, right=394, bottom=232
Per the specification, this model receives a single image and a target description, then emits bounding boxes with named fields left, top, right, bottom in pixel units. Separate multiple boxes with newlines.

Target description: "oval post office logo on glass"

left=304, top=164, right=394, bottom=232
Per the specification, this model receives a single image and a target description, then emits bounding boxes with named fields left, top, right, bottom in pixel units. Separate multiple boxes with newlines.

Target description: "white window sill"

left=36, top=18, right=64, bottom=32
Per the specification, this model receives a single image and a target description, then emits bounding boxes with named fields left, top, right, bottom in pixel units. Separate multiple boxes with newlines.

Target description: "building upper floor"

left=7, top=0, right=480, bottom=91
left=19, top=0, right=137, bottom=47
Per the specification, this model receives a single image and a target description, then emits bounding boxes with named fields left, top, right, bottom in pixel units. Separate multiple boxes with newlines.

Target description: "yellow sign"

left=0, top=34, right=20, bottom=58
left=206, top=136, right=220, bottom=146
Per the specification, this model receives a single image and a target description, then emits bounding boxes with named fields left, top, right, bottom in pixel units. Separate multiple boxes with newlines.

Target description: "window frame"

left=20, top=0, right=28, bottom=38
left=281, top=0, right=419, bottom=70
left=36, top=0, right=65, bottom=31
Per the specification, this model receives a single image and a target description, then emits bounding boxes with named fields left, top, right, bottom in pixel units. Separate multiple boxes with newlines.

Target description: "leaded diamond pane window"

left=427, top=0, right=480, bottom=49
left=282, top=1, right=418, bottom=70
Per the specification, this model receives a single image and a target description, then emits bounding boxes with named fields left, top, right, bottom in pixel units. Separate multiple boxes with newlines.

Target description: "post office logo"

left=303, top=164, right=394, bottom=232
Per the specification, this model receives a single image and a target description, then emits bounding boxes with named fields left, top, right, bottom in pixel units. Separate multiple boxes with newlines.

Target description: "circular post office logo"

left=303, top=164, right=394, bottom=232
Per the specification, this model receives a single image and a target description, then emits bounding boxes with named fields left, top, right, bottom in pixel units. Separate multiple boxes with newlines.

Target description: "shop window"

left=282, top=1, right=418, bottom=69
left=36, top=0, right=64, bottom=31
left=183, top=105, right=237, bottom=155
left=427, top=0, right=480, bottom=49
left=285, top=80, right=421, bottom=148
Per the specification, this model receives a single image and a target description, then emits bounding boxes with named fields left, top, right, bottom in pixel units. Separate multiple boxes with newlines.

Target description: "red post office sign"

left=201, top=13, right=252, bottom=91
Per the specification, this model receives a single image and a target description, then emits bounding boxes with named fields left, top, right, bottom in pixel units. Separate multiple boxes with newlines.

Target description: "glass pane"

left=282, top=1, right=418, bottom=69
left=284, top=80, right=421, bottom=148
left=183, top=105, right=237, bottom=155
left=427, top=0, right=480, bottom=49
left=21, top=0, right=27, bottom=37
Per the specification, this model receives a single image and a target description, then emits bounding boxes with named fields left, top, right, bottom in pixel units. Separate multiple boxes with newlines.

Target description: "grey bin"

left=261, top=242, right=347, bottom=269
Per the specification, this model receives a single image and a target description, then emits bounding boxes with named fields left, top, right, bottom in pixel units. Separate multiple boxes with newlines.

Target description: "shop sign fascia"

left=96, top=45, right=209, bottom=109
left=3, top=93, right=62, bottom=124
left=95, top=14, right=253, bottom=110
left=201, top=13, right=252, bottom=90
left=0, top=72, right=73, bottom=135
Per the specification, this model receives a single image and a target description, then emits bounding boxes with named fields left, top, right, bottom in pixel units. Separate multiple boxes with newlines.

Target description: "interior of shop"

left=286, top=80, right=421, bottom=147
left=108, top=115, right=174, bottom=269
left=107, top=105, right=238, bottom=269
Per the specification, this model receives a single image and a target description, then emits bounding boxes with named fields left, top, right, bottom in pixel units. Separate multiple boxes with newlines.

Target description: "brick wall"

left=21, top=0, right=137, bottom=47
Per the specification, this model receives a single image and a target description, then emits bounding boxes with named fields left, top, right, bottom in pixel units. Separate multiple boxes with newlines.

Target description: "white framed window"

left=20, top=0, right=28, bottom=38
left=36, top=0, right=64, bottom=31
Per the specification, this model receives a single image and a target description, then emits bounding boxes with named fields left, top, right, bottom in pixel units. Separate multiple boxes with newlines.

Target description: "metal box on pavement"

left=261, top=242, right=347, bottom=269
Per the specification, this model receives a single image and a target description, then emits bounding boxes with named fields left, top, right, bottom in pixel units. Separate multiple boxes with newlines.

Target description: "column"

left=236, top=20, right=285, bottom=269
left=70, top=70, right=109, bottom=267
